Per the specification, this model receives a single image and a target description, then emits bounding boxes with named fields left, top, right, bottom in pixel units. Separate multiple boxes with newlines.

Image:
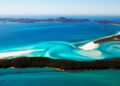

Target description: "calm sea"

left=0, top=15, right=120, bottom=86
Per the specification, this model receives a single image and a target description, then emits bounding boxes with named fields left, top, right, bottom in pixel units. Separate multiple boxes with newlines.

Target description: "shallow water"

left=0, top=16, right=120, bottom=86
left=0, top=17, right=120, bottom=60
left=0, top=68, right=120, bottom=86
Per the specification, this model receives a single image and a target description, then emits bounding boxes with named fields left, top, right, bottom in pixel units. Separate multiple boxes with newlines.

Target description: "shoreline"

left=94, top=34, right=120, bottom=43
left=78, top=33, right=120, bottom=50
left=0, top=57, right=120, bottom=71
left=6, top=67, right=120, bottom=72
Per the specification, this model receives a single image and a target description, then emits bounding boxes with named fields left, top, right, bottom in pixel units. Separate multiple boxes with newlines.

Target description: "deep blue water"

left=0, top=16, right=120, bottom=86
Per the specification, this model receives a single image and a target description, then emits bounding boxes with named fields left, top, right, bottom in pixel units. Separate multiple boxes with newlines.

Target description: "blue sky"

left=0, top=0, right=120, bottom=15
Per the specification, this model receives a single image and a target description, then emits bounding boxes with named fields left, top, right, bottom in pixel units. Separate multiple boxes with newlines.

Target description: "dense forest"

left=0, top=57, right=120, bottom=71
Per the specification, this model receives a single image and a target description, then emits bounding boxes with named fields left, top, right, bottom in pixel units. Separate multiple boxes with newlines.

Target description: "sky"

left=0, top=0, right=120, bottom=15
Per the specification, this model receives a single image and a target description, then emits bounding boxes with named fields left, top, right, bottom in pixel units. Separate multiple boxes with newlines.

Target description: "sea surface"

left=0, top=68, right=120, bottom=86
left=0, top=15, right=120, bottom=86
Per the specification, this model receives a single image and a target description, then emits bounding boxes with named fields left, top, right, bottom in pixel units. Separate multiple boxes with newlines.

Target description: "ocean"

left=0, top=68, right=120, bottom=86
left=0, top=15, right=120, bottom=86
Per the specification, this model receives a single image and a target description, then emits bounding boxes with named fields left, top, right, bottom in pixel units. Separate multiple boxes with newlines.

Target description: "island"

left=95, top=20, right=120, bottom=25
left=0, top=57, right=120, bottom=71
left=0, top=34, right=120, bottom=71
left=94, top=34, right=120, bottom=43
left=79, top=34, right=120, bottom=50
left=1, top=17, right=120, bottom=25
left=0, top=17, right=90, bottom=23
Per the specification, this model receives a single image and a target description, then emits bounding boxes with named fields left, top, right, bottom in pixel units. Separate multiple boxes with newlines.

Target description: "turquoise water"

left=0, top=68, right=120, bottom=86
left=0, top=16, right=120, bottom=60
left=0, top=16, right=120, bottom=86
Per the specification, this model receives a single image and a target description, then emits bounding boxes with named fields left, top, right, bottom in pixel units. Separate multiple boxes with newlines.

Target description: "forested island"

left=0, top=17, right=90, bottom=23
left=0, top=17, right=120, bottom=25
left=0, top=57, right=120, bottom=71
left=94, top=34, right=120, bottom=43
left=95, top=20, right=120, bottom=25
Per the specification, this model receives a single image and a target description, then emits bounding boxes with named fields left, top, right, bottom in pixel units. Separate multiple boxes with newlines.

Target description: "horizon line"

left=0, top=14, right=120, bottom=16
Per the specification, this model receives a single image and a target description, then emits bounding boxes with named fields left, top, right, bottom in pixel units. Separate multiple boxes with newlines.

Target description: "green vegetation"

left=94, top=34, right=120, bottom=43
left=0, top=57, right=120, bottom=71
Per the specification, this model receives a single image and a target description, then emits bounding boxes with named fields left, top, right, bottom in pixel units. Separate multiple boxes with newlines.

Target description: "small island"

left=95, top=20, right=120, bottom=25
left=94, top=34, right=120, bottom=43
left=0, top=57, right=120, bottom=71
left=0, top=17, right=90, bottom=23
left=1, top=17, right=120, bottom=25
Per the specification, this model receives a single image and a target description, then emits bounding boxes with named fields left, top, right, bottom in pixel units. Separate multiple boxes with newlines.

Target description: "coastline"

left=94, top=34, right=120, bottom=43
left=7, top=67, right=120, bottom=72
left=79, top=33, right=120, bottom=50
left=0, top=17, right=120, bottom=26
left=0, top=17, right=120, bottom=71
left=0, top=57, right=120, bottom=71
